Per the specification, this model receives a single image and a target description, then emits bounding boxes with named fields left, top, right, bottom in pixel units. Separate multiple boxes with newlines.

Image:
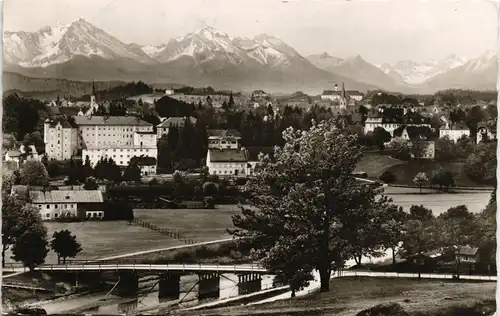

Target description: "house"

left=207, top=129, right=242, bottom=150
left=206, top=148, right=249, bottom=176
left=252, top=90, right=268, bottom=99
left=439, top=123, right=470, bottom=142
left=321, top=84, right=363, bottom=102
left=130, top=155, right=157, bottom=176
left=165, top=89, right=175, bottom=95
left=364, top=107, right=431, bottom=135
left=457, top=246, right=480, bottom=263
left=393, top=125, right=436, bottom=159
left=29, top=190, right=104, bottom=221
left=4, top=149, right=23, bottom=168
left=156, top=116, right=197, bottom=139
left=4, top=144, right=40, bottom=169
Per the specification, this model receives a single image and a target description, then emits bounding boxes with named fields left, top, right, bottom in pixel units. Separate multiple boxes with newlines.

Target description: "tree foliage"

left=50, top=229, right=83, bottom=264
left=430, top=168, right=455, bottom=192
left=19, top=161, right=49, bottom=187
left=230, top=120, right=394, bottom=292
left=463, top=141, right=497, bottom=186
left=413, top=172, right=428, bottom=194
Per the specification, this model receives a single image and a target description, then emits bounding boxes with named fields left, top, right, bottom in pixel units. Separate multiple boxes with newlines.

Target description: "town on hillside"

left=2, top=1, right=497, bottom=316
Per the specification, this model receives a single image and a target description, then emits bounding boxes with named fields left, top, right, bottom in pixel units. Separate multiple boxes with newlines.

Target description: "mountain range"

left=3, top=18, right=498, bottom=94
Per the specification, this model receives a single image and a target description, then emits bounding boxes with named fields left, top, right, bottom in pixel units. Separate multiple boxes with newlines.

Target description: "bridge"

left=3, top=263, right=268, bottom=274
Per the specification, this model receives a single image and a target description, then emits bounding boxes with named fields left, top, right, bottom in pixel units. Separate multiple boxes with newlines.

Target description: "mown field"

left=180, top=277, right=495, bottom=316
left=133, top=205, right=242, bottom=242
left=5, top=221, right=182, bottom=265
left=385, top=160, right=489, bottom=188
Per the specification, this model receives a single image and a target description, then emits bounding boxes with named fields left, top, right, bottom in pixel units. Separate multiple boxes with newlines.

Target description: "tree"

left=204, top=196, right=215, bottom=209
left=379, top=171, right=396, bottom=184
left=463, top=141, right=496, bottom=186
left=47, top=160, right=63, bottom=178
left=202, top=181, right=219, bottom=196
left=437, top=205, right=479, bottom=279
left=12, top=230, right=49, bottom=271
left=371, top=127, right=392, bottom=151
left=435, top=137, right=457, bottom=162
left=465, top=106, right=485, bottom=139
left=230, top=120, right=393, bottom=292
left=400, top=218, right=437, bottom=279
left=123, top=161, right=142, bottom=183
left=19, top=161, right=49, bottom=187
left=2, top=198, right=46, bottom=268
left=379, top=206, right=407, bottom=265
left=413, top=172, right=428, bottom=194
left=83, top=177, right=99, bottom=190
left=387, top=137, right=411, bottom=160
left=50, top=229, right=82, bottom=264
left=430, top=168, right=455, bottom=192
left=408, top=205, right=434, bottom=222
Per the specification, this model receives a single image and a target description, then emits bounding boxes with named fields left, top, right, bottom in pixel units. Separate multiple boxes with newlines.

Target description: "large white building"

left=77, top=116, right=157, bottom=167
left=44, top=117, right=79, bottom=160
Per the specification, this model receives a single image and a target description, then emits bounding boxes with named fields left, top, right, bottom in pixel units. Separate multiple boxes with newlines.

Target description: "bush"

left=204, top=196, right=215, bottom=209
left=379, top=171, right=397, bottom=183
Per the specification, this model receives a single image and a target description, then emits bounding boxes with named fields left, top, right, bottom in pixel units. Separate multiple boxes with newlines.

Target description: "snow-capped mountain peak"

left=379, top=54, right=470, bottom=85
left=4, top=18, right=153, bottom=67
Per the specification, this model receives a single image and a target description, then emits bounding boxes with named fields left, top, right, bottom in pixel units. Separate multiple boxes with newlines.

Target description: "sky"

left=3, top=0, right=499, bottom=64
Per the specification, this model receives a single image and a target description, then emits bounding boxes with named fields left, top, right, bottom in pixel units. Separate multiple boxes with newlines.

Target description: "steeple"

left=92, top=80, right=97, bottom=96
left=341, top=82, right=346, bottom=99
left=90, top=80, right=97, bottom=105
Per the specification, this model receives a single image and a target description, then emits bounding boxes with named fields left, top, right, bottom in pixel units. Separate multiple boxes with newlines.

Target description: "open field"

left=183, top=277, right=495, bottom=316
left=385, top=160, right=490, bottom=188
left=355, top=153, right=405, bottom=178
left=5, top=221, right=183, bottom=265
left=385, top=189, right=491, bottom=215
left=135, top=190, right=490, bottom=242
left=134, top=205, right=242, bottom=242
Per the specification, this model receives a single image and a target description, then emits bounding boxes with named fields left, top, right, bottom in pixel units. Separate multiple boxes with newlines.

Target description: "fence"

left=133, top=218, right=201, bottom=244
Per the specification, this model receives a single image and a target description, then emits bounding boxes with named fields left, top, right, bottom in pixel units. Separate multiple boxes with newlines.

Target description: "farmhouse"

left=156, top=116, right=197, bottom=139
left=206, top=148, right=249, bottom=176
left=30, top=190, right=104, bottom=221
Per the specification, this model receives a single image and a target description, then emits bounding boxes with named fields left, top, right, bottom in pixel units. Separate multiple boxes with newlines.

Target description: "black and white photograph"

left=1, top=0, right=498, bottom=315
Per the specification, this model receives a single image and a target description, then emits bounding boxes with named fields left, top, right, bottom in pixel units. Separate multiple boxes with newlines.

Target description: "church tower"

left=90, top=80, right=97, bottom=105
left=339, top=82, right=347, bottom=109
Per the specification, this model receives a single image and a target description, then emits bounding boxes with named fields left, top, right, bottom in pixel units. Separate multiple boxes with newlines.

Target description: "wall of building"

left=79, top=125, right=153, bottom=148
left=208, top=138, right=240, bottom=150
left=439, top=129, right=470, bottom=142
left=207, top=161, right=247, bottom=176
left=83, top=147, right=158, bottom=167
left=34, top=202, right=78, bottom=220
left=45, top=123, right=78, bottom=160
left=139, top=164, right=157, bottom=176
left=133, top=132, right=156, bottom=147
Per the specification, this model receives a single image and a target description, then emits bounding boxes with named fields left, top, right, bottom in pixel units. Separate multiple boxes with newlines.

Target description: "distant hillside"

left=3, top=71, right=126, bottom=98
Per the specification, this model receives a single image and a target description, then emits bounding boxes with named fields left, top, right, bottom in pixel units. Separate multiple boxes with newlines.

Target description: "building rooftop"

left=459, top=246, right=479, bottom=256
left=207, top=129, right=242, bottom=138
left=393, top=125, right=434, bottom=141
left=74, top=116, right=152, bottom=127
left=209, top=149, right=248, bottom=163
left=45, top=116, right=78, bottom=128
left=30, top=190, right=104, bottom=204
left=156, top=116, right=197, bottom=128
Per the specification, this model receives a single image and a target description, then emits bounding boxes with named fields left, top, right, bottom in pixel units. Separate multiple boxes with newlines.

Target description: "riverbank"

left=174, top=277, right=495, bottom=316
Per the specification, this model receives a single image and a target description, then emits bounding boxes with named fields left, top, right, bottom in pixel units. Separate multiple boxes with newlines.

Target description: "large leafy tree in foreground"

left=230, top=119, right=394, bottom=292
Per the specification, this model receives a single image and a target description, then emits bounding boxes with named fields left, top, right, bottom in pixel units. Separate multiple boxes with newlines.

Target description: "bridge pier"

left=237, top=273, right=262, bottom=295
left=198, top=272, right=220, bottom=299
left=158, top=273, right=181, bottom=299
left=117, top=271, right=139, bottom=297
